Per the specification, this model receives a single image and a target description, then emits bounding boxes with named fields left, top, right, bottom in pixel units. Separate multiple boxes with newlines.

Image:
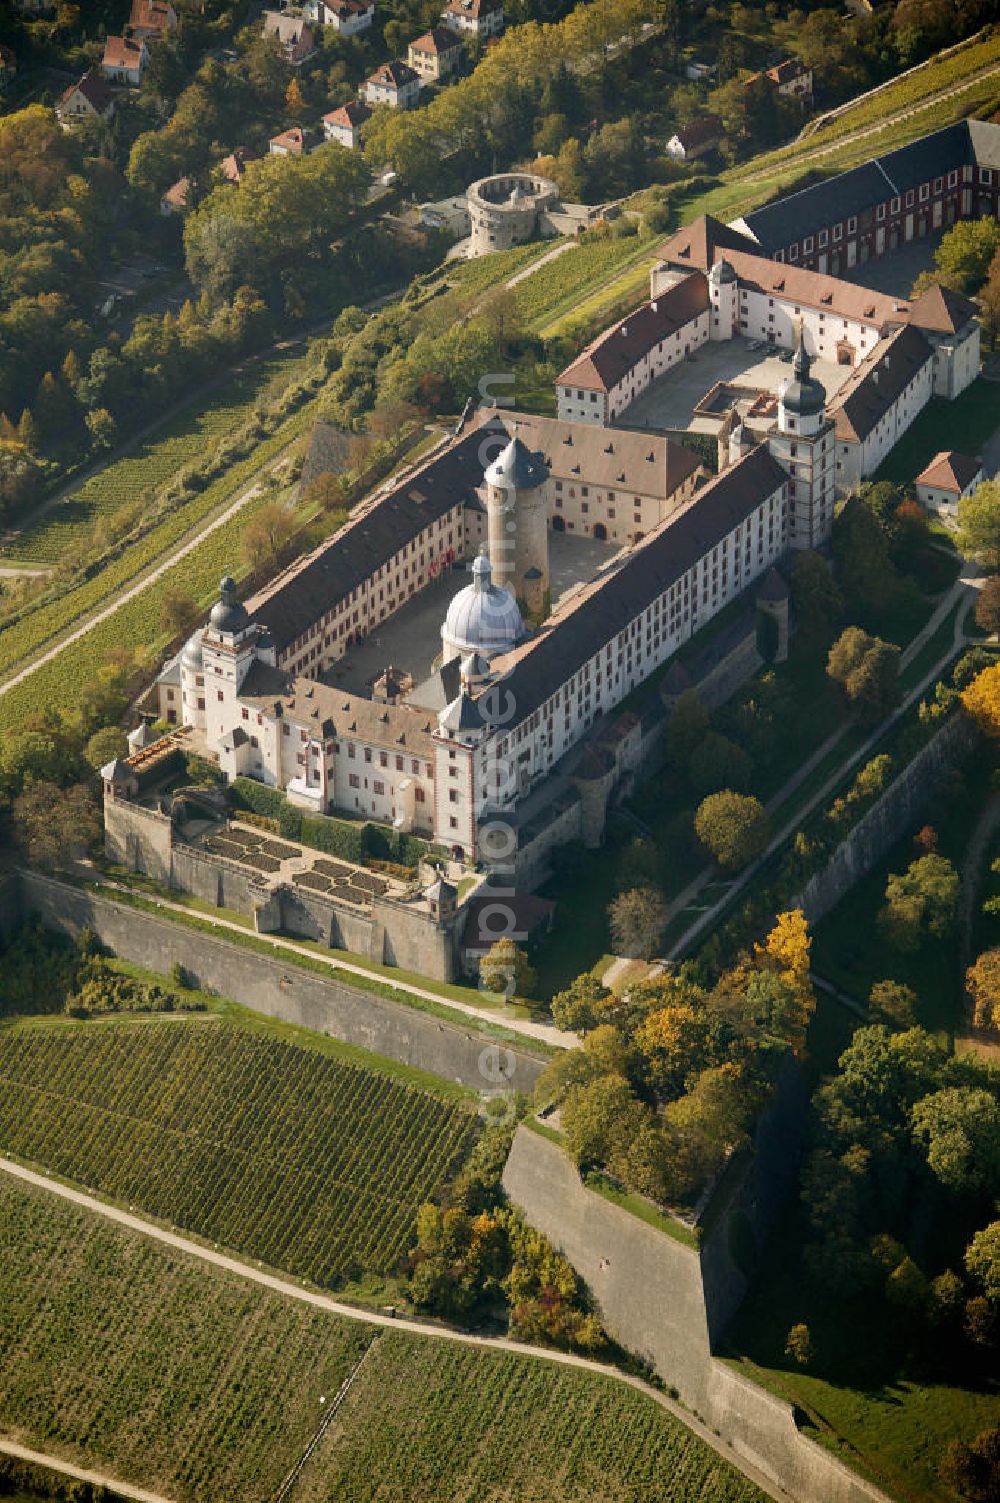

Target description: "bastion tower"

left=484, top=434, right=550, bottom=616
left=768, top=323, right=836, bottom=551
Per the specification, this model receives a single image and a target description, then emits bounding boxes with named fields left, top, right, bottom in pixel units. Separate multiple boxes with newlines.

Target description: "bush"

left=231, top=776, right=285, bottom=821
left=301, top=811, right=365, bottom=863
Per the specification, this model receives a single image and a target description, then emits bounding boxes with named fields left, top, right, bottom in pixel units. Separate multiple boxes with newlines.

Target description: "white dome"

left=442, top=551, right=525, bottom=659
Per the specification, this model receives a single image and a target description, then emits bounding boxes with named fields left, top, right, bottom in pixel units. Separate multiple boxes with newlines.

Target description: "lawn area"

left=875, top=379, right=1000, bottom=487
left=0, top=1177, right=768, bottom=1503
left=725, top=1201, right=1000, bottom=1503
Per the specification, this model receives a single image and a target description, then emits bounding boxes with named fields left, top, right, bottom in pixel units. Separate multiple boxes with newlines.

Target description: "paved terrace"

left=623, top=335, right=854, bottom=435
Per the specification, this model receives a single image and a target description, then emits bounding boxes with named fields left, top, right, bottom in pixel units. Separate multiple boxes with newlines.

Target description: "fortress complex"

left=147, top=119, right=991, bottom=886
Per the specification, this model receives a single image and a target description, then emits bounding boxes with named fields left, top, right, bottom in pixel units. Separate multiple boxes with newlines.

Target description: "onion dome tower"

left=770, top=323, right=835, bottom=550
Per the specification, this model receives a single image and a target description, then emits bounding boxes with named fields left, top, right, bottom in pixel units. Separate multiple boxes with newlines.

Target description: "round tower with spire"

left=484, top=432, right=549, bottom=616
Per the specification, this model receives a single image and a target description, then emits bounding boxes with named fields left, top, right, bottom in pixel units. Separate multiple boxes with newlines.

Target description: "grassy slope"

left=875, top=380, right=1000, bottom=486
left=0, top=1017, right=477, bottom=1290
left=0, top=1176, right=766, bottom=1503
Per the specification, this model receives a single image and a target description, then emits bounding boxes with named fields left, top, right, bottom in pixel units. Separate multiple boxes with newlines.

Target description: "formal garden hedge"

left=231, top=776, right=449, bottom=868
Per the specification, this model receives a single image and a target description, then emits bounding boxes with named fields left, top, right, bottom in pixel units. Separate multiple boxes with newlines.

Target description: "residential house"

left=665, top=114, right=723, bottom=161
left=322, top=100, right=372, bottom=150
left=362, top=60, right=421, bottom=109
left=440, top=0, right=503, bottom=39
left=915, top=451, right=984, bottom=515
left=269, top=126, right=320, bottom=156
left=219, top=146, right=259, bottom=183
left=305, top=0, right=375, bottom=34
left=262, top=11, right=318, bottom=66
left=160, top=176, right=192, bottom=215
left=745, top=58, right=813, bottom=107
left=407, top=27, right=463, bottom=82
left=128, top=0, right=179, bottom=39
left=684, top=60, right=716, bottom=82
left=57, top=69, right=115, bottom=122
left=0, top=44, right=16, bottom=88
left=101, top=35, right=149, bottom=85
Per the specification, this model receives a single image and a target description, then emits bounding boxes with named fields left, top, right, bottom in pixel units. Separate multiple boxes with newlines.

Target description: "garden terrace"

left=190, top=819, right=409, bottom=910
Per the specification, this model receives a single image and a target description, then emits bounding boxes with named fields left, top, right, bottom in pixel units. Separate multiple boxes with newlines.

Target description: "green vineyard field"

left=0, top=415, right=311, bottom=732
left=0, top=1177, right=374, bottom=1503
left=290, top=1333, right=766, bottom=1503
left=0, top=1021, right=477, bottom=1285
left=1, top=349, right=307, bottom=565
left=0, top=1177, right=766, bottom=1503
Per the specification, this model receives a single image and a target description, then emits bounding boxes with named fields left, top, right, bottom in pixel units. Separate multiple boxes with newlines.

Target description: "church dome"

left=485, top=435, right=547, bottom=491
left=209, top=574, right=249, bottom=634
left=442, top=550, right=525, bottom=659
left=780, top=324, right=826, bottom=418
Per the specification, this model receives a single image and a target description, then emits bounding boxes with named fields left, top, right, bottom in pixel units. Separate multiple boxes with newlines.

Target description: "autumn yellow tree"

left=752, top=909, right=816, bottom=1053
left=961, top=662, right=1000, bottom=738
left=968, top=949, right=1000, bottom=1034
left=285, top=78, right=306, bottom=114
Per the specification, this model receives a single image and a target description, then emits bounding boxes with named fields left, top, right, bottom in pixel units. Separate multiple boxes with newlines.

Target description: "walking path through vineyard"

left=0, top=1156, right=787, bottom=1503
left=96, top=875, right=573, bottom=1050
left=0, top=439, right=296, bottom=702
left=0, top=1437, right=177, bottom=1503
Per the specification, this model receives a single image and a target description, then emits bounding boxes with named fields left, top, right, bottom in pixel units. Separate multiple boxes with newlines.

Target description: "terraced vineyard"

left=1, top=349, right=307, bottom=565
left=517, top=231, right=657, bottom=334
left=0, top=1177, right=766, bottom=1503
left=291, top=1334, right=766, bottom=1503
left=0, top=429, right=308, bottom=732
left=0, top=1176, right=375, bottom=1503
left=0, top=1021, right=477, bottom=1285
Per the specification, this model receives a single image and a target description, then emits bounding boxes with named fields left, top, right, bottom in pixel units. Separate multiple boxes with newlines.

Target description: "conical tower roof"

left=485, top=435, right=547, bottom=491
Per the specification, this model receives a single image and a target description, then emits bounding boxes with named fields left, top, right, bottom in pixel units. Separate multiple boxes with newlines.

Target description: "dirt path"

left=0, top=1437, right=176, bottom=1503
left=505, top=241, right=577, bottom=289
left=0, top=1155, right=788, bottom=1503
left=0, top=450, right=284, bottom=701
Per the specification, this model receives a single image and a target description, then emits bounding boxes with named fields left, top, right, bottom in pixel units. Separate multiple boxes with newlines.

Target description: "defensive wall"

left=4, top=869, right=548, bottom=1097
left=791, top=712, right=976, bottom=924
left=503, top=1097, right=893, bottom=1503
left=104, top=796, right=461, bottom=982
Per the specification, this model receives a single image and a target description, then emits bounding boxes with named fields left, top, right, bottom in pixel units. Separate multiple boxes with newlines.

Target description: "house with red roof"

left=306, top=0, right=375, bottom=34
left=322, top=100, right=372, bottom=150
left=219, top=146, right=259, bottom=183
left=362, top=60, right=421, bottom=109
left=269, top=126, right=319, bottom=157
left=128, top=0, right=178, bottom=39
left=407, top=27, right=464, bottom=82
left=102, top=35, right=149, bottom=85
left=440, top=0, right=503, bottom=39
left=915, top=451, right=984, bottom=515
left=57, top=69, right=115, bottom=122
left=665, top=115, right=723, bottom=162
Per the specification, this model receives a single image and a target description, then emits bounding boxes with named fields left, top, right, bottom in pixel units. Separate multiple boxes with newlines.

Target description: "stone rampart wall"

left=11, top=871, right=547, bottom=1096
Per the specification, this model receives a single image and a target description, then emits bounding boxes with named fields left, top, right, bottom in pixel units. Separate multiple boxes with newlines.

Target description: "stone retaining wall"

left=10, top=871, right=547, bottom=1096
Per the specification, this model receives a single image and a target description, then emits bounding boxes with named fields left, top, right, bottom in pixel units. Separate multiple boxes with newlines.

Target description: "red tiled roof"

left=556, top=273, right=711, bottom=393
left=830, top=325, right=934, bottom=444
left=129, top=0, right=175, bottom=33
left=367, top=60, right=420, bottom=87
left=324, top=100, right=372, bottom=128
left=443, top=0, right=502, bottom=14
left=655, top=213, right=760, bottom=272
left=410, top=26, right=462, bottom=52
left=907, top=281, right=979, bottom=335
left=103, top=35, right=145, bottom=69
left=59, top=68, right=113, bottom=114
left=161, top=176, right=191, bottom=209
left=270, top=127, right=315, bottom=153
left=219, top=146, right=258, bottom=182
left=915, top=450, right=982, bottom=493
